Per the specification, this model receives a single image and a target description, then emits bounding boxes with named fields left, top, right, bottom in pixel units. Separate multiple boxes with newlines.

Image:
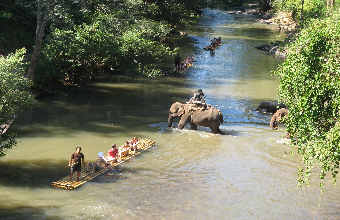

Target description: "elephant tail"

left=219, top=110, right=223, bottom=124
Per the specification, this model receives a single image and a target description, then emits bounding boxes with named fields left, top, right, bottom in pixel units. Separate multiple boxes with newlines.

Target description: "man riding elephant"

left=168, top=102, right=224, bottom=134
left=189, top=89, right=205, bottom=104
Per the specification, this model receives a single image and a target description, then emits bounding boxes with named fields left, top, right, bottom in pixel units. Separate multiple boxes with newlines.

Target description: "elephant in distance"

left=255, top=101, right=287, bottom=113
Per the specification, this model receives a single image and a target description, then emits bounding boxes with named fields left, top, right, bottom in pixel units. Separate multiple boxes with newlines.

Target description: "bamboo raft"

left=174, top=63, right=194, bottom=74
left=51, top=139, right=155, bottom=190
left=203, top=38, right=224, bottom=52
left=173, top=55, right=195, bottom=74
left=203, top=43, right=222, bottom=52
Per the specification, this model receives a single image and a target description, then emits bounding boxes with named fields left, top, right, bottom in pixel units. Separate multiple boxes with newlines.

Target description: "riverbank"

left=256, top=11, right=297, bottom=59
left=229, top=5, right=297, bottom=59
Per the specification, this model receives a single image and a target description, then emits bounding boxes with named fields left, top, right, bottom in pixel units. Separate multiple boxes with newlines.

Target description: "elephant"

left=270, top=108, right=290, bottom=138
left=255, top=101, right=287, bottom=113
left=168, top=102, right=224, bottom=134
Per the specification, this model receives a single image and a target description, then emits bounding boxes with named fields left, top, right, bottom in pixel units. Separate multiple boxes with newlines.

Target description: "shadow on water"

left=0, top=160, right=78, bottom=188
left=0, top=157, right=155, bottom=189
left=0, top=159, right=154, bottom=219
left=0, top=207, right=59, bottom=220
left=11, top=77, right=195, bottom=137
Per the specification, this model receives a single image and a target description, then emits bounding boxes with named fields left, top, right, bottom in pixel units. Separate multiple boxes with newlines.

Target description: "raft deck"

left=203, top=42, right=223, bottom=52
left=51, top=139, right=155, bottom=190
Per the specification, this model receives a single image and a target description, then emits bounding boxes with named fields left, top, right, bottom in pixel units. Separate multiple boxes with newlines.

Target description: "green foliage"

left=0, top=0, right=36, bottom=52
left=147, top=0, right=206, bottom=27
left=272, top=0, right=329, bottom=22
left=211, top=0, right=246, bottom=7
left=36, top=9, right=174, bottom=89
left=273, top=10, right=340, bottom=186
left=1, top=0, right=207, bottom=93
left=256, top=0, right=272, bottom=11
left=0, top=48, right=36, bottom=157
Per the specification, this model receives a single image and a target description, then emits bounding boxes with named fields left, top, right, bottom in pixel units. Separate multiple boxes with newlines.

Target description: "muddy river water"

left=1, top=8, right=340, bottom=219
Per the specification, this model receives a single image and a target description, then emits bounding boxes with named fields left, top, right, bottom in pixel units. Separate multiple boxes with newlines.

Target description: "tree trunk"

left=300, top=0, right=304, bottom=22
left=25, top=5, right=47, bottom=81
left=168, top=114, right=174, bottom=127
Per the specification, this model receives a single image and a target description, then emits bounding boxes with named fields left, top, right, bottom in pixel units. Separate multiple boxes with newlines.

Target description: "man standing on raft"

left=69, top=147, right=85, bottom=182
left=174, top=54, right=181, bottom=73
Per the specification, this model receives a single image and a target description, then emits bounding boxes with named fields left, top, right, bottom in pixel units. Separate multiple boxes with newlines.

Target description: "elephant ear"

left=178, top=106, right=186, bottom=116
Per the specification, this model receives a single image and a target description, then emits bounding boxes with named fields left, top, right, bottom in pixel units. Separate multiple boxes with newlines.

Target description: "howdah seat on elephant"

left=168, top=102, right=224, bottom=134
left=187, top=100, right=207, bottom=112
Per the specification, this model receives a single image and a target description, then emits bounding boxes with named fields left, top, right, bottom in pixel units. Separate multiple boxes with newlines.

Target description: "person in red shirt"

left=105, top=144, right=119, bottom=162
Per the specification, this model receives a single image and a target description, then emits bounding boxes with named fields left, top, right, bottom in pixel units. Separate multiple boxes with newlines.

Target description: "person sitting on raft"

left=128, top=136, right=139, bottom=153
left=180, top=60, right=187, bottom=70
left=104, top=144, right=119, bottom=163
left=119, top=141, right=130, bottom=157
left=86, top=152, right=109, bottom=174
left=216, top=37, right=221, bottom=44
left=185, top=56, right=193, bottom=66
left=211, top=38, right=217, bottom=47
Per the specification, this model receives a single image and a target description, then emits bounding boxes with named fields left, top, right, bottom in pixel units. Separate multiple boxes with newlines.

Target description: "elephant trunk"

left=219, top=111, right=223, bottom=124
left=270, top=116, right=278, bottom=130
left=168, top=114, right=174, bottom=127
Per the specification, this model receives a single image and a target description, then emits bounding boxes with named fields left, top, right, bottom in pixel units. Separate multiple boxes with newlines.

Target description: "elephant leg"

left=211, top=128, right=219, bottom=134
left=190, top=123, right=197, bottom=130
left=178, top=114, right=191, bottom=130
left=209, top=123, right=220, bottom=134
left=168, top=115, right=174, bottom=127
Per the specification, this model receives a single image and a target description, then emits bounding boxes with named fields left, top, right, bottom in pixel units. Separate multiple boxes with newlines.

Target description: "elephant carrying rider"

left=188, top=89, right=206, bottom=111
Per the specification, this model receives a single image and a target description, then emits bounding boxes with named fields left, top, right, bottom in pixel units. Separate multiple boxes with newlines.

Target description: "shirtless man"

left=69, top=147, right=85, bottom=182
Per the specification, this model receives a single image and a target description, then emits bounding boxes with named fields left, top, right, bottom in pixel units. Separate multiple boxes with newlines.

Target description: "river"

left=1, top=8, right=340, bottom=219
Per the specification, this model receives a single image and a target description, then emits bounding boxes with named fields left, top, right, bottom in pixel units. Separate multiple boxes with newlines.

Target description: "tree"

left=149, top=0, right=206, bottom=27
left=273, top=10, right=340, bottom=188
left=37, top=3, right=175, bottom=88
left=272, top=0, right=328, bottom=22
left=19, top=0, right=72, bottom=81
left=0, top=48, right=36, bottom=157
left=0, top=0, right=36, bottom=53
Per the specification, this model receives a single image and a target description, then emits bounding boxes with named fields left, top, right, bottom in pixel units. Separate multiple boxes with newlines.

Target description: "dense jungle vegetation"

left=1, top=0, right=340, bottom=187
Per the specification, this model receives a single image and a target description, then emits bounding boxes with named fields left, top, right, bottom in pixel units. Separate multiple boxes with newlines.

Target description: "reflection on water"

left=1, top=8, right=340, bottom=219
